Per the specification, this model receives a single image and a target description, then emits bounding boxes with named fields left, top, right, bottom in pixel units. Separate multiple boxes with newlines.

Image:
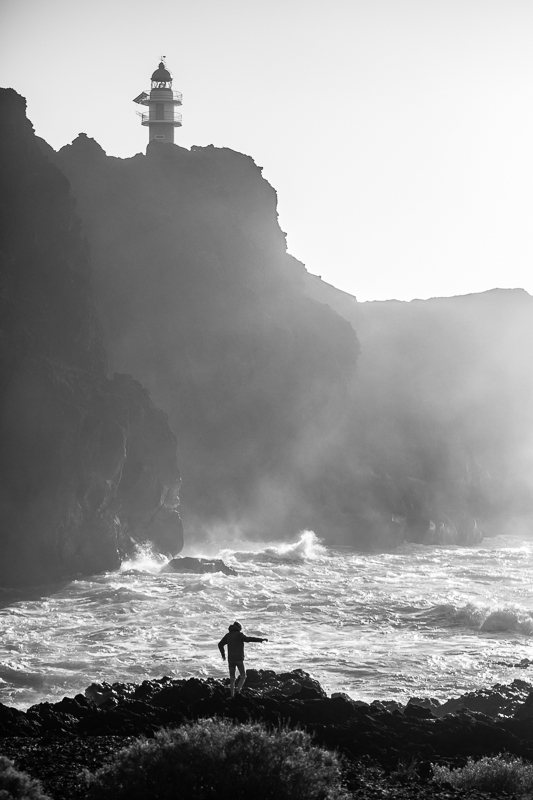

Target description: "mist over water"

left=0, top=532, right=532, bottom=710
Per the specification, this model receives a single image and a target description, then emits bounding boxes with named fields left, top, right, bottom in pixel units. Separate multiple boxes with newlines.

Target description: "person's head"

left=228, top=621, right=242, bottom=632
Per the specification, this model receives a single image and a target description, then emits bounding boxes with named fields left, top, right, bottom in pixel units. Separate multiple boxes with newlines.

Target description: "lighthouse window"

left=155, top=103, right=164, bottom=120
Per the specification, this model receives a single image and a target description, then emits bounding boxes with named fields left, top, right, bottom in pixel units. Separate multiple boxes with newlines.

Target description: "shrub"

left=0, top=756, right=51, bottom=800
left=432, top=754, right=533, bottom=796
left=85, top=717, right=350, bottom=800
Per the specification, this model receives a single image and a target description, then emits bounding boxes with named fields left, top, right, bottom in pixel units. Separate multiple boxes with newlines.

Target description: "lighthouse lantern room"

left=133, top=60, right=182, bottom=144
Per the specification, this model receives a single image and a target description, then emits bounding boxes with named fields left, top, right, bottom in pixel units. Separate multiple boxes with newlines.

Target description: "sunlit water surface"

left=0, top=532, right=532, bottom=709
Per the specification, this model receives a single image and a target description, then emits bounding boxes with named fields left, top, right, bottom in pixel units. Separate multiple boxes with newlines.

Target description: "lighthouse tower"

left=133, top=60, right=182, bottom=144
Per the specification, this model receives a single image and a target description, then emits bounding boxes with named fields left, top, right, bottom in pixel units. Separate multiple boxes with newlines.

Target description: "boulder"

left=161, top=557, right=237, bottom=576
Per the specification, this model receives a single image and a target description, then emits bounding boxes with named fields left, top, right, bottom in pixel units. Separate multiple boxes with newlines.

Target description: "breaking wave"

left=415, top=603, right=533, bottom=636
left=119, top=543, right=169, bottom=574
left=0, top=533, right=532, bottom=710
left=232, top=530, right=326, bottom=563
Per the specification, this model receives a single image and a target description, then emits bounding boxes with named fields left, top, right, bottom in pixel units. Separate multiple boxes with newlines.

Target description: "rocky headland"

left=0, top=89, right=183, bottom=586
left=54, top=133, right=362, bottom=545
left=1, top=670, right=532, bottom=799
left=2, top=84, right=533, bottom=578
left=305, top=277, right=533, bottom=545
left=54, top=125, right=533, bottom=550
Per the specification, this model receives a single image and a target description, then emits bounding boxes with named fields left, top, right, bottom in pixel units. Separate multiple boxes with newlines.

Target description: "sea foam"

left=1, top=534, right=532, bottom=710
left=230, top=530, right=326, bottom=563
left=119, top=543, right=169, bottom=574
left=417, top=602, right=533, bottom=635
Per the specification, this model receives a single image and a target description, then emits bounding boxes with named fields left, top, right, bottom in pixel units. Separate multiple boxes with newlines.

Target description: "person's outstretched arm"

left=243, top=636, right=268, bottom=643
left=218, top=634, right=228, bottom=659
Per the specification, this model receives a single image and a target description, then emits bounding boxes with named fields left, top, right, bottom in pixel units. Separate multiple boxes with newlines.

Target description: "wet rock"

left=132, top=677, right=173, bottom=702
left=84, top=683, right=118, bottom=708
left=404, top=703, right=435, bottom=719
left=244, top=668, right=326, bottom=699
left=514, top=690, right=533, bottom=720
left=406, top=696, right=441, bottom=713
left=292, top=696, right=360, bottom=725
left=0, top=703, right=40, bottom=736
left=26, top=703, right=78, bottom=735
left=514, top=657, right=533, bottom=669
left=152, top=677, right=214, bottom=707
left=370, top=699, right=403, bottom=713
left=53, top=695, right=92, bottom=718
left=437, top=679, right=532, bottom=718
left=161, top=557, right=237, bottom=576
left=1, top=672, right=532, bottom=770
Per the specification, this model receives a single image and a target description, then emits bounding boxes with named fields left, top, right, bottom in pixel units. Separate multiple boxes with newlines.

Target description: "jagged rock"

left=84, top=683, right=119, bottom=708
left=161, top=557, right=237, bottom=576
left=437, top=679, right=532, bottom=718
left=514, top=691, right=533, bottom=720
left=0, top=703, right=39, bottom=737
left=407, top=696, right=441, bottom=713
left=54, top=133, right=365, bottom=546
left=1, top=672, right=532, bottom=769
left=244, top=668, right=326, bottom=699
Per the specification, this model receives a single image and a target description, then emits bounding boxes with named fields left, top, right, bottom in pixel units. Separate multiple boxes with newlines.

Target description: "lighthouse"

left=133, top=60, right=182, bottom=144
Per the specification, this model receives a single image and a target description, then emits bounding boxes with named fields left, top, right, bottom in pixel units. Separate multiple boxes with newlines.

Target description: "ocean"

left=0, top=531, right=532, bottom=710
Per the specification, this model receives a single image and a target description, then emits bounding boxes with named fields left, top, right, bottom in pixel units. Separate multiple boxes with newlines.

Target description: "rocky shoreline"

left=1, top=670, right=532, bottom=798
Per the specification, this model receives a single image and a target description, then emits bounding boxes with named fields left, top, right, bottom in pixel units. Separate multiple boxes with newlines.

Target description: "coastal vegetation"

left=84, top=719, right=350, bottom=800
left=1, top=670, right=532, bottom=799
left=0, top=755, right=51, bottom=800
left=432, top=754, right=533, bottom=796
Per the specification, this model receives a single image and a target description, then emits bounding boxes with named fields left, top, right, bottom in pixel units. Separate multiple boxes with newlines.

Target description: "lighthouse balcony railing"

left=139, top=89, right=182, bottom=105
left=139, top=111, right=183, bottom=126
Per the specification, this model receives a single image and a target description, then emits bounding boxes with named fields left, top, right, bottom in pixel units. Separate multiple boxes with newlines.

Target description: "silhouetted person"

left=218, top=621, right=268, bottom=696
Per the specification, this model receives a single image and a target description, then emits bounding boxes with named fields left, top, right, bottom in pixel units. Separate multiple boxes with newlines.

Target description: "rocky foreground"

left=1, top=670, right=532, bottom=798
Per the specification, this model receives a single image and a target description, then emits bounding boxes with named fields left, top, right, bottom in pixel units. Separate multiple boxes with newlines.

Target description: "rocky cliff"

left=56, top=129, right=533, bottom=547
left=305, top=277, right=533, bottom=542
left=0, top=90, right=183, bottom=586
left=55, top=137, right=361, bottom=542
left=6, top=87, right=530, bottom=553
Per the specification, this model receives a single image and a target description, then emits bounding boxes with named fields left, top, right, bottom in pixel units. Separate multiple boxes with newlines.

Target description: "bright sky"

left=2, top=0, right=533, bottom=301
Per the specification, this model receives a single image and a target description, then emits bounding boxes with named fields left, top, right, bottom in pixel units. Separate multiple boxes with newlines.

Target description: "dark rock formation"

left=161, top=556, right=237, bottom=575
left=6, top=86, right=531, bottom=550
left=437, top=678, right=533, bottom=718
left=1, top=671, right=532, bottom=762
left=54, top=132, right=533, bottom=548
left=54, top=136, right=361, bottom=543
left=0, top=89, right=183, bottom=586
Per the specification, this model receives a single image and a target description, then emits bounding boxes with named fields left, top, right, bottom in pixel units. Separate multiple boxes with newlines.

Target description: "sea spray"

left=263, top=530, right=327, bottom=561
left=120, top=543, right=170, bottom=574
left=409, top=602, right=533, bottom=635
left=227, top=530, right=327, bottom=564
left=0, top=534, right=531, bottom=710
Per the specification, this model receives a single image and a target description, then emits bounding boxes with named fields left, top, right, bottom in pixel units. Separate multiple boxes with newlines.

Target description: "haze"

left=2, top=0, right=533, bottom=301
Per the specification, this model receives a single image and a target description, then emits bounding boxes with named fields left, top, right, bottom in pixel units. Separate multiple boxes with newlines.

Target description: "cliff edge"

left=0, top=90, right=183, bottom=586
left=56, top=137, right=361, bottom=542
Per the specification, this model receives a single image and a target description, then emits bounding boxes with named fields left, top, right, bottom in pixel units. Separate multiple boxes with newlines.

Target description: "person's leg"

left=235, top=661, right=246, bottom=694
left=228, top=662, right=236, bottom=696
